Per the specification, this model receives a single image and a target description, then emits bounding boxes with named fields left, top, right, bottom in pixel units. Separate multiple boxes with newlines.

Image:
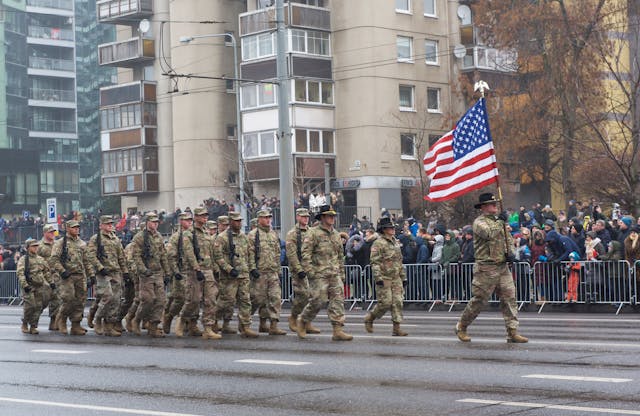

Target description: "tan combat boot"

left=125, top=313, right=134, bottom=333
left=288, top=315, right=298, bottom=332
left=29, top=325, right=39, bottom=335
left=188, top=320, right=202, bottom=336
left=221, top=320, right=236, bottom=334
left=87, top=307, right=96, bottom=329
left=331, top=324, right=353, bottom=341
left=70, top=321, right=87, bottom=336
left=202, top=325, right=222, bottom=340
left=506, top=328, right=528, bottom=343
left=131, top=318, right=141, bottom=336
left=455, top=322, right=471, bottom=342
left=21, top=322, right=29, bottom=334
left=258, top=318, right=269, bottom=333
left=104, top=322, right=121, bottom=337
left=148, top=325, right=165, bottom=338
left=392, top=322, right=408, bottom=337
left=114, top=321, right=125, bottom=334
left=57, top=315, right=68, bottom=335
left=174, top=317, right=185, bottom=337
left=49, top=316, right=57, bottom=331
left=211, top=320, right=219, bottom=333
left=239, top=323, right=259, bottom=338
left=364, top=313, right=374, bottom=333
left=162, top=314, right=173, bottom=335
left=94, top=318, right=104, bottom=335
left=305, top=322, right=321, bottom=334
left=296, top=317, right=307, bottom=339
left=269, top=319, right=286, bottom=335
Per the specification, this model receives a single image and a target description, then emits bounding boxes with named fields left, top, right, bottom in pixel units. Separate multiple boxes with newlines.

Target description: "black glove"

left=23, top=286, right=31, bottom=293
left=505, top=253, right=517, bottom=263
left=87, top=276, right=96, bottom=287
left=60, top=270, right=71, bottom=280
left=163, top=275, right=171, bottom=286
left=98, top=268, right=108, bottom=276
left=297, top=271, right=307, bottom=279
left=229, top=268, right=239, bottom=278
left=196, top=270, right=205, bottom=281
left=375, top=280, right=384, bottom=287
left=402, top=280, right=408, bottom=287
left=250, top=269, right=261, bottom=279
left=143, top=268, right=153, bottom=277
left=214, top=272, right=220, bottom=280
left=497, top=211, right=509, bottom=222
left=49, top=282, right=56, bottom=290
left=174, top=272, right=183, bottom=281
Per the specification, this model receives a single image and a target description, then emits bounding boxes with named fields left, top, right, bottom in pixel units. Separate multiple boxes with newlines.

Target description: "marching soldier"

left=285, top=208, right=320, bottom=334
left=297, top=205, right=352, bottom=341
left=364, top=217, right=408, bottom=336
left=18, top=238, right=54, bottom=334
left=38, top=224, right=60, bottom=331
left=51, top=220, right=93, bottom=335
left=248, top=210, right=286, bottom=335
left=213, top=212, right=258, bottom=337
left=206, top=220, right=218, bottom=237
left=131, top=213, right=171, bottom=337
left=212, top=216, right=229, bottom=331
left=86, top=215, right=129, bottom=337
left=121, top=239, right=139, bottom=332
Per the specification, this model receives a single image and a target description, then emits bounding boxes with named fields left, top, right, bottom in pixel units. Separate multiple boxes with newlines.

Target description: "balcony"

left=98, top=37, right=155, bottom=67
left=28, top=56, right=75, bottom=75
left=28, top=25, right=75, bottom=43
left=99, top=80, right=156, bottom=107
left=29, top=88, right=76, bottom=108
left=30, top=119, right=76, bottom=133
left=101, top=145, right=159, bottom=195
left=97, top=0, right=153, bottom=25
left=461, top=46, right=517, bottom=73
left=240, top=2, right=330, bottom=36
left=26, top=0, right=74, bottom=14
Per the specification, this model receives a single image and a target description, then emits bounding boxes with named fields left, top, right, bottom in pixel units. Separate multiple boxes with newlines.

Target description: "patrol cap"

left=229, top=212, right=242, bottom=221
left=296, top=208, right=310, bottom=217
left=25, top=238, right=40, bottom=247
left=250, top=218, right=258, bottom=226
left=206, top=220, right=218, bottom=229
left=193, top=207, right=208, bottom=216
left=257, top=209, right=272, bottom=218
left=217, top=215, right=229, bottom=225
left=145, top=213, right=159, bottom=222
left=43, top=224, right=55, bottom=233
left=179, top=212, right=193, bottom=220
left=66, top=219, right=80, bottom=228
left=100, top=215, right=114, bottom=224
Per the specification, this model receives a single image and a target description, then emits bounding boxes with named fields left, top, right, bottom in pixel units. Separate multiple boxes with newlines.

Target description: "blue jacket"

left=544, top=230, right=580, bottom=261
left=415, top=236, right=430, bottom=264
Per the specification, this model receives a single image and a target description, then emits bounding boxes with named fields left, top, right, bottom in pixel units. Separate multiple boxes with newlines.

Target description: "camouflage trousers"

left=41, top=274, right=60, bottom=318
left=370, top=277, right=404, bottom=323
left=300, top=274, right=346, bottom=326
left=459, top=263, right=519, bottom=330
left=22, top=286, right=45, bottom=326
left=58, top=273, right=87, bottom=323
left=164, top=274, right=186, bottom=318
left=180, top=270, right=219, bottom=326
left=135, top=273, right=166, bottom=324
left=119, top=273, right=138, bottom=320
left=94, top=273, right=123, bottom=323
left=217, top=276, right=251, bottom=326
left=290, top=275, right=310, bottom=317
left=250, top=271, right=281, bottom=321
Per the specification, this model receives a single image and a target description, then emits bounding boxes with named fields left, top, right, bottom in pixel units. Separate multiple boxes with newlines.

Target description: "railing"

left=30, top=88, right=75, bottom=102
left=98, top=37, right=155, bottom=66
left=339, top=206, right=372, bottom=229
left=29, top=56, right=75, bottom=72
left=30, top=119, right=76, bottom=133
left=97, top=0, right=153, bottom=20
left=28, top=25, right=74, bottom=41
left=461, top=46, right=518, bottom=73
left=27, top=0, right=74, bottom=11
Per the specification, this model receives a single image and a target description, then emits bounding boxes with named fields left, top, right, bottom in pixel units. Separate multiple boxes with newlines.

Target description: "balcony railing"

left=98, top=37, right=155, bottom=67
left=28, top=25, right=74, bottom=42
left=29, top=56, right=75, bottom=72
left=30, top=119, right=76, bottom=133
left=240, top=2, right=330, bottom=36
left=461, top=46, right=518, bottom=72
left=30, top=88, right=75, bottom=102
left=26, top=0, right=74, bottom=11
left=97, top=0, right=153, bottom=23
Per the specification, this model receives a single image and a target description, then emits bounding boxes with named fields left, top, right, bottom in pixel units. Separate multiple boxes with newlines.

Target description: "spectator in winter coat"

left=429, top=235, right=444, bottom=301
left=544, top=230, right=580, bottom=263
left=415, top=229, right=431, bottom=264
left=585, top=231, right=606, bottom=260
left=345, top=233, right=365, bottom=265
left=569, top=222, right=586, bottom=259
left=593, top=219, right=612, bottom=248
left=441, top=231, right=461, bottom=301
left=624, top=226, right=640, bottom=266
left=460, top=228, right=474, bottom=263
left=617, top=216, right=633, bottom=245
left=398, top=230, right=418, bottom=264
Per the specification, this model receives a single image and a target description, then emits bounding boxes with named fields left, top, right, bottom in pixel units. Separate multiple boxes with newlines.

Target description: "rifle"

left=296, top=228, right=302, bottom=264
left=177, top=228, right=184, bottom=271
left=254, top=228, right=260, bottom=269
left=24, top=252, right=33, bottom=286
left=96, top=230, right=107, bottom=263
left=227, top=228, right=236, bottom=269
left=60, top=233, right=69, bottom=268
left=142, top=229, right=151, bottom=270
left=192, top=228, right=203, bottom=263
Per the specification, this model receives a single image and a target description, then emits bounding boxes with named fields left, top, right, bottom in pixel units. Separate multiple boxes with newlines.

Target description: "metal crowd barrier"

left=0, top=271, right=20, bottom=305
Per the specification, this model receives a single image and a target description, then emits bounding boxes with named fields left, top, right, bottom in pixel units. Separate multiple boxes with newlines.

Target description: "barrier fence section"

left=0, top=271, right=20, bottom=305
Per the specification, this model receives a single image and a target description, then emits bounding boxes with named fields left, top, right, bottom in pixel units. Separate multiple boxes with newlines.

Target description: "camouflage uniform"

left=248, top=221, right=282, bottom=323
left=87, top=225, right=128, bottom=330
left=164, top=226, right=196, bottom=329
left=285, top=223, right=310, bottom=318
left=368, top=233, right=406, bottom=323
left=51, top=223, right=93, bottom=333
left=18, top=242, right=52, bottom=332
left=189, top=223, right=219, bottom=329
left=38, top=233, right=60, bottom=327
left=120, top=242, right=139, bottom=326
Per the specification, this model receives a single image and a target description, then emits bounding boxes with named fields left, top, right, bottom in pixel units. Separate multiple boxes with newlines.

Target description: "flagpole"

left=474, top=81, right=511, bottom=257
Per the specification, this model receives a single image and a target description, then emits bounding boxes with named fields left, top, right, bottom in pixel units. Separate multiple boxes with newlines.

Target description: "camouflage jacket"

left=301, top=224, right=344, bottom=279
left=131, top=229, right=171, bottom=275
left=473, top=214, right=514, bottom=264
left=37, top=239, right=58, bottom=278
left=285, top=224, right=308, bottom=276
left=248, top=225, right=280, bottom=273
left=192, top=225, right=215, bottom=271
left=167, top=228, right=198, bottom=274
left=124, top=243, right=137, bottom=278
left=87, top=231, right=128, bottom=275
left=18, top=253, right=51, bottom=289
left=214, top=228, right=251, bottom=277
left=51, top=235, right=92, bottom=277
left=370, top=233, right=406, bottom=281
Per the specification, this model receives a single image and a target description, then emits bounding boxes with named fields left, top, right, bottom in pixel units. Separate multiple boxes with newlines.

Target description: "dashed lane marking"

left=523, top=374, right=632, bottom=383
left=234, top=359, right=311, bottom=366
left=458, top=398, right=640, bottom=415
left=31, top=349, right=89, bottom=355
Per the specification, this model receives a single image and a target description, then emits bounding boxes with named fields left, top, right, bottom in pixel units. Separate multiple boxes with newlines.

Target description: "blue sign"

left=46, top=198, right=57, bottom=223
left=23, top=210, right=30, bottom=219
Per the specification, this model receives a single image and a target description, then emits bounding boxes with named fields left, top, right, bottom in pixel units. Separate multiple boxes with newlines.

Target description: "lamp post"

left=179, top=32, right=246, bottom=224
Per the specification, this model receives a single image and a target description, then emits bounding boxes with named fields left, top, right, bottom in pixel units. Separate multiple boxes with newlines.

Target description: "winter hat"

left=621, top=217, right=633, bottom=227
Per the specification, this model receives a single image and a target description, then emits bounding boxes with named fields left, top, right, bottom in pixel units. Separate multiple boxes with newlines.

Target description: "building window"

left=396, top=0, right=410, bottom=13
left=243, top=131, right=278, bottom=159
left=227, top=124, right=237, bottom=140
left=226, top=79, right=235, bottom=93
left=399, top=85, right=414, bottom=111
left=423, top=0, right=436, bottom=16
left=401, top=133, right=416, bottom=159
left=428, top=134, right=442, bottom=147
left=241, top=83, right=277, bottom=110
left=427, top=88, right=441, bottom=112
left=294, top=129, right=335, bottom=154
left=228, top=171, right=238, bottom=185
left=241, top=32, right=276, bottom=61
left=293, top=79, right=333, bottom=104
left=290, top=29, right=330, bottom=56
left=397, top=36, right=413, bottom=62
left=256, top=0, right=274, bottom=8
left=425, top=40, right=438, bottom=64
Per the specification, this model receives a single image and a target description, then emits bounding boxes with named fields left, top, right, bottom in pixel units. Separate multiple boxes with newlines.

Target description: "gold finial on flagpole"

left=474, top=80, right=490, bottom=98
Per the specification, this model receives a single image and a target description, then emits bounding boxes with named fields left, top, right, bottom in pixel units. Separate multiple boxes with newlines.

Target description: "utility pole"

left=276, top=0, right=294, bottom=237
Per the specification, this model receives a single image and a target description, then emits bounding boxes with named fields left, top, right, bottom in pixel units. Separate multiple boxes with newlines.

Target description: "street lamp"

left=179, top=32, right=247, bottom=225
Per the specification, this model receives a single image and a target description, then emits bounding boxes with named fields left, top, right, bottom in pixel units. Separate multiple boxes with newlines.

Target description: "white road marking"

left=523, top=374, right=632, bottom=383
left=234, top=359, right=311, bottom=366
left=31, top=349, right=89, bottom=355
left=0, top=397, right=205, bottom=416
left=458, top=398, right=640, bottom=415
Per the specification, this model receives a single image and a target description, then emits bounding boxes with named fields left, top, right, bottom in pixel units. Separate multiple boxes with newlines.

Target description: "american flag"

left=423, top=98, right=499, bottom=202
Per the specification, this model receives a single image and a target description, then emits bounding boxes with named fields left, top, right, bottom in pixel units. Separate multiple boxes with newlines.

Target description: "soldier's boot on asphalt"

left=87, top=308, right=96, bottom=329
left=296, top=317, right=307, bottom=339
left=148, top=325, right=165, bottom=338
left=202, top=325, right=222, bottom=340
left=269, top=319, right=286, bottom=335
left=21, top=322, right=29, bottom=334
left=29, top=325, right=39, bottom=335
left=49, top=315, right=57, bottom=331
left=56, top=315, right=68, bottom=335
left=221, top=320, right=236, bottom=334
left=70, top=321, right=87, bottom=336
left=125, top=313, right=134, bottom=333
left=174, top=317, right=185, bottom=338
left=131, top=318, right=142, bottom=336
left=455, top=322, right=471, bottom=342
left=331, top=324, right=353, bottom=341
left=305, top=322, right=321, bottom=334
left=392, top=322, right=408, bottom=337
left=105, top=322, right=122, bottom=337
left=259, top=318, right=269, bottom=333
left=211, top=320, right=219, bottom=333
left=288, top=314, right=297, bottom=332
left=188, top=320, right=203, bottom=336
left=506, top=328, right=528, bottom=343
left=114, top=321, right=125, bottom=333
left=162, top=314, right=173, bottom=335
left=239, top=324, right=259, bottom=338
left=94, top=318, right=104, bottom=335
left=364, top=313, right=374, bottom=333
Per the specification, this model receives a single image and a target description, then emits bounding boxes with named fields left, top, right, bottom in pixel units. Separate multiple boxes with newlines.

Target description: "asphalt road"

left=0, top=305, right=639, bottom=416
